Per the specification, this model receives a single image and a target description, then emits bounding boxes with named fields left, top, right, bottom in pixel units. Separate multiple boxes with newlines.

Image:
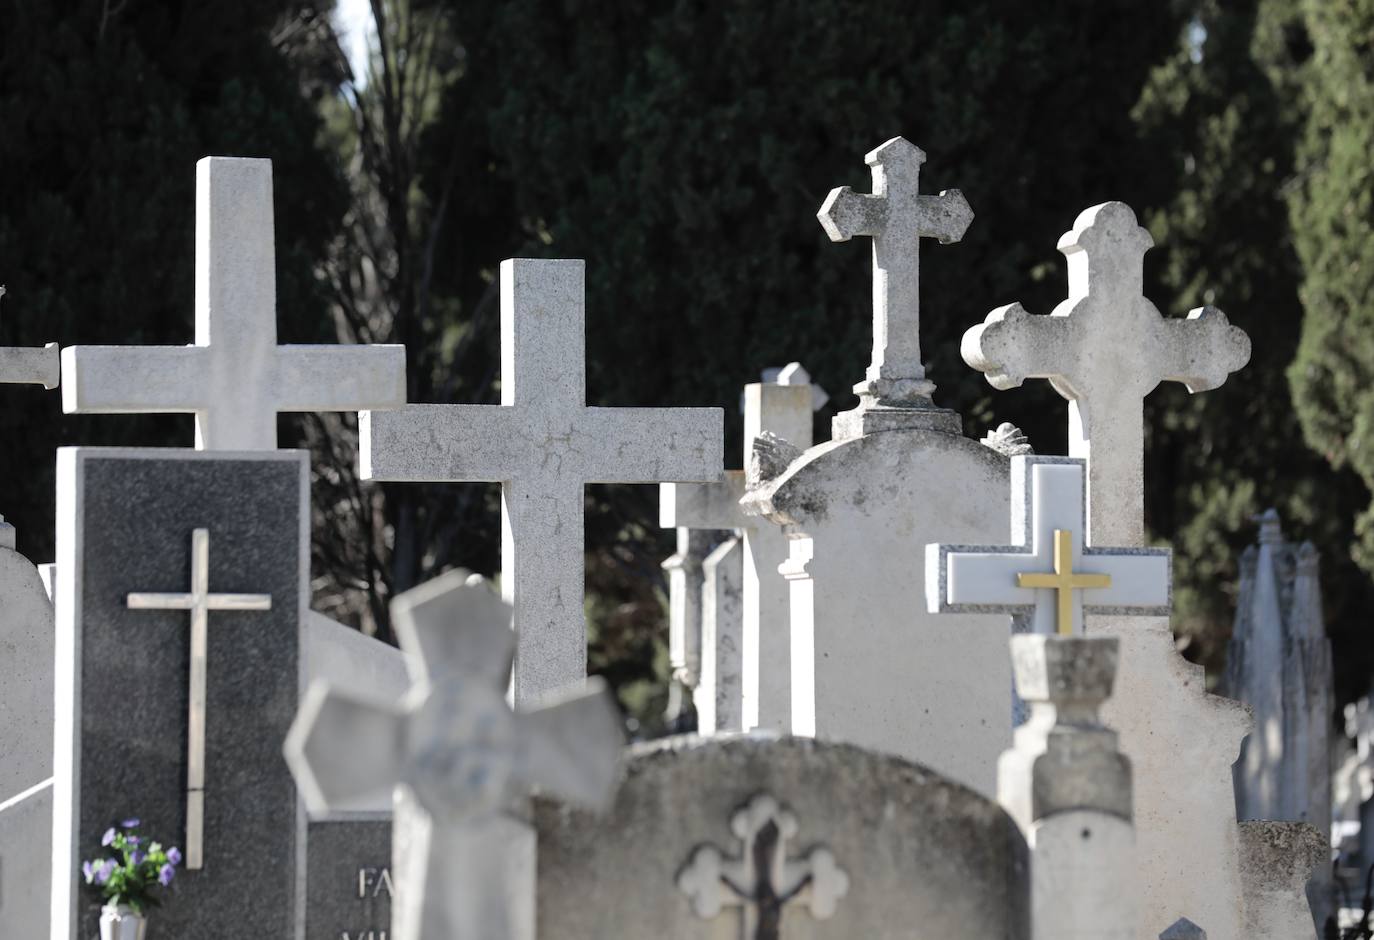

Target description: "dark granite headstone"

left=307, top=817, right=393, bottom=940
left=53, top=448, right=309, bottom=939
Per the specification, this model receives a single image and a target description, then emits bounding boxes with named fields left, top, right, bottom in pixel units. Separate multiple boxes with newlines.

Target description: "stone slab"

left=0, top=545, right=55, bottom=799
left=52, top=448, right=309, bottom=939
left=306, top=817, right=393, bottom=940
left=0, top=779, right=52, bottom=935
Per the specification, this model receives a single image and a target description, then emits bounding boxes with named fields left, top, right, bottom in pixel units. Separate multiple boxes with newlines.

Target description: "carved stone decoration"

left=677, top=792, right=849, bottom=940
left=747, top=432, right=803, bottom=489
left=981, top=421, right=1034, bottom=457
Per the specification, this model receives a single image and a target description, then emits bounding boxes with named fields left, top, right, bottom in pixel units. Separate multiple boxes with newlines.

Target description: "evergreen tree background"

left=2, top=0, right=1371, bottom=729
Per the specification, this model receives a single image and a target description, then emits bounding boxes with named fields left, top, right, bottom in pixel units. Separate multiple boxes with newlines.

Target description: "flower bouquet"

left=82, top=818, right=181, bottom=940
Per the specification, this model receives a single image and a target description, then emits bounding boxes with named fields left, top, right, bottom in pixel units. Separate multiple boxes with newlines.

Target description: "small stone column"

left=998, top=634, right=1136, bottom=939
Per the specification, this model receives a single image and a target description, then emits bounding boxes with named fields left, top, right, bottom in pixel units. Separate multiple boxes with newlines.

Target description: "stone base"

left=832, top=402, right=961, bottom=439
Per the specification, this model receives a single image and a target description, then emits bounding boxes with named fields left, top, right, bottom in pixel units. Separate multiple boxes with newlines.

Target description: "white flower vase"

left=99, top=904, right=148, bottom=940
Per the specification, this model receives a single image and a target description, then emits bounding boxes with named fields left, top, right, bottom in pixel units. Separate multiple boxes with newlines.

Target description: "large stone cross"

left=961, top=202, right=1250, bottom=544
left=818, top=136, right=972, bottom=434
left=62, top=157, right=406, bottom=449
left=677, top=793, right=849, bottom=940
left=125, top=527, right=273, bottom=870
left=285, top=570, right=624, bottom=940
left=926, top=456, right=1170, bottom=636
left=362, top=258, right=723, bottom=702
left=0, top=289, right=59, bottom=390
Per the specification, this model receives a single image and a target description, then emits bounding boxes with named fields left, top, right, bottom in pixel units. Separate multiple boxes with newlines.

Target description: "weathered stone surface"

left=661, top=528, right=719, bottom=723
left=981, top=421, right=1034, bottom=457
left=535, top=735, right=1029, bottom=939
left=52, top=448, right=309, bottom=939
left=362, top=258, right=723, bottom=703
left=61, top=158, right=405, bottom=450
left=0, top=778, right=52, bottom=936
left=1237, top=820, right=1325, bottom=939
left=698, top=536, right=743, bottom=733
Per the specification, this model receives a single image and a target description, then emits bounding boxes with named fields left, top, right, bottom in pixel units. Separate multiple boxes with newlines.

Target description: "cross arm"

left=62, top=344, right=211, bottom=413
left=360, top=404, right=520, bottom=481
left=1159, top=305, right=1252, bottom=393
left=390, top=569, right=515, bottom=688
left=817, top=187, right=887, bottom=242
left=273, top=344, right=407, bottom=412
left=660, top=472, right=747, bottom=530
left=961, top=302, right=1078, bottom=391
left=916, top=191, right=974, bottom=245
left=580, top=407, right=724, bottom=484
left=283, top=681, right=407, bottom=816
left=512, top=676, right=623, bottom=811
left=0, top=343, right=59, bottom=389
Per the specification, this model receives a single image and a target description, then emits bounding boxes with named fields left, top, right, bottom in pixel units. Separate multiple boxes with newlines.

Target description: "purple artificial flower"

left=100, top=827, right=116, bottom=847
left=158, top=863, right=175, bottom=886
left=130, top=851, right=144, bottom=866
left=81, top=860, right=94, bottom=883
left=126, top=835, right=141, bottom=847
left=166, top=847, right=182, bottom=866
left=120, top=818, right=140, bottom=828
left=96, top=859, right=117, bottom=886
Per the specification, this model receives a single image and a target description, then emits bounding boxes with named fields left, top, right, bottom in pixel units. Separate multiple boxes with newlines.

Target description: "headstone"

left=745, top=137, right=1012, bottom=796
left=0, top=521, right=57, bottom=935
left=535, top=735, right=1030, bottom=939
left=52, top=447, right=309, bottom=938
left=697, top=536, right=743, bottom=733
left=361, top=258, right=723, bottom=703
left=284, top=569, right=624, bottom=940
left=961, top=202, right=1313, bottom=939
left=928, top=455, right=1170, bottom=637
left=661, top=365, right=819, bottom=731
left=61, top=157, right=406, bottom=450
left=998, top=634, right=1136, bottom=940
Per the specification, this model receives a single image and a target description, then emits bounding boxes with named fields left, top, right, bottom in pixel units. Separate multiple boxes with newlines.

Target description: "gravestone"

left=744, top=137, right=1012, bottom=796
left=362, top=258, right=723, bottom=703
left=62, top=156, right=406, bottom=450
left=535, top=735, right=1029, bottom=939
left=285, top=569, right=625, bottom=940
left=52, top=447, right=310, bottom=938
left=661, top=365, right=819, bottom=731
left=962, top=202, right=1318, bottom=939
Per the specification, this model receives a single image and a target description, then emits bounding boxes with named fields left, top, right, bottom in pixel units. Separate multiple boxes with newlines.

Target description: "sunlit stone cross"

left=961, top=202, right=1250, bottom=545
left=284, top=570, right=624, bottom=940
left=817, top=136, right=973, bottom=436
left=62, top=157, right=406, bottom=449
left=0, top=290, right=59, bottom=390
left=126, top=528, right=273, bottom=870
left=926, top=456, right=1170, bottom=636
left=362, top=258, right=723, bottom=703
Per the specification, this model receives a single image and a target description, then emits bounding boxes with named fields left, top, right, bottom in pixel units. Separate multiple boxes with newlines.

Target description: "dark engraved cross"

left=678, top=794, right=850, bottom=939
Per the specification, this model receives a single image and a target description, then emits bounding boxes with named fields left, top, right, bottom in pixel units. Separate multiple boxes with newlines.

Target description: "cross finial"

left=818, top=137, right=972, bottom=436
left=0, top=287, right=60, bottom=390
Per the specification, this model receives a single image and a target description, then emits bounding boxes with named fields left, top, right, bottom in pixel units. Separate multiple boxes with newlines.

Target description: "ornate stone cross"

left=62, top=157, right=406, bottom=450
left=0, top=289, right=59, bottom=390
left=362, top=258, right=723, bottom=703
left=678, top=793, right=849, bottom=940
left=818, top=136, right=973, bottom=435
left=961, top=201, right=1250, bottom=545
left=926, top=456, right=1170, bottom=636
left=284, top=570, right=624, bottom=940
left=126, top=527, right=273, bottom=869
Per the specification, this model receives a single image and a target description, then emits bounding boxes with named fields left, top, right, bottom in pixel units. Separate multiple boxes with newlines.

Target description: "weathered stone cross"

left=62, top=157, right=406, bottom=449
left=362, top=258, right=723, bottom=703
left=126, top=527, right=273, bottom=870
left=961, top=201, right=1250, bottom=544
left=285, top=570, right=624, bottom=940
left=818, top=136, right=973, bottom=436
left=0, top=289, right=59, bottom=390
left=678, top=793, right=849, bottom=940
left=926, top=456, right=1170, bottom=636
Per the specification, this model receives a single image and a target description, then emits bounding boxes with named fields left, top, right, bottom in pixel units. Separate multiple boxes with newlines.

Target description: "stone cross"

left=62, top=157, right=406, bottom=450
left=961, top=201, right=1250, bottom=544
left=662, top=365, right=817, bottom=730
left=362, top=258, right=723, bottom=703
left=818, top=136, right=972, bottom=435
left=927, top=456, right=1170, bottom=636
left=0, top=291, right=59, bottom=390
left=284, top=570, right=624, bottom=940
left=125, top=527, right=273, bottom=870
left=677, top=793, right=849, bottom=940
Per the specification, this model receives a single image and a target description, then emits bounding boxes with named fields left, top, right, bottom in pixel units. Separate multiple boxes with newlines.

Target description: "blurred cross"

left=0, top=287, right=59, bottom=390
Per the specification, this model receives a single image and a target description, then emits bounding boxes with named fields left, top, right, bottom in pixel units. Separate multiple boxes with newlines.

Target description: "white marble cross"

left=284, top=570, right=623, bottom=940
left=0, top=290, right=59, bottom=390
left=362, top=258, right=723, bottom=703
left=818, top=136, right=972, bottom=429
left=961, top=202, right=1250, bottom=544
left=61, top=157, right=406, bottom=450
left=926, top=457, right=1170, bottom=636
left=677, top=792, right=849, bottom=940
left=126, top=527, right=272, bottom=870
left=661, top=366, right=817, bottom=731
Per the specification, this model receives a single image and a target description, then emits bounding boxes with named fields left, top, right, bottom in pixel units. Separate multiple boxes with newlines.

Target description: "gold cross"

left=1015, top=529, right=1111, bottom=636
